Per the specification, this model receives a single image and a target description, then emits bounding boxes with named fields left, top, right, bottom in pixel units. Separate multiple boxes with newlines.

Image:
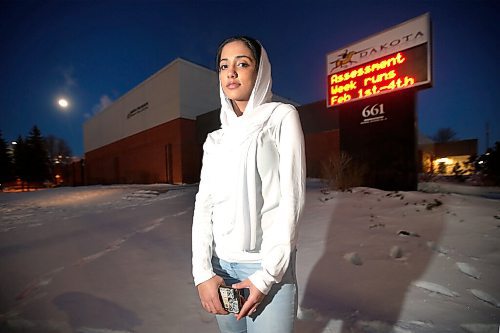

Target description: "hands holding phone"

left=197, top=275, right=228, bottom=315
left=197, top=276, right=265, bottom=320
left=231, top=278, right=265, bottom=320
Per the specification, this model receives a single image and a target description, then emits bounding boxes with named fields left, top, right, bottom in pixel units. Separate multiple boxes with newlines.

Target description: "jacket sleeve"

left=192, top=138, right=216, bottom=286
left=248, top=107, right=306, bottom=294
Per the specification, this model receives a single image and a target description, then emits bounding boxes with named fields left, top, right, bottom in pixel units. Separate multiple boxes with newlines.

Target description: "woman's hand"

left=197, top=275, right=228, bottom=315
left=232, top=279, right=265, bottom=320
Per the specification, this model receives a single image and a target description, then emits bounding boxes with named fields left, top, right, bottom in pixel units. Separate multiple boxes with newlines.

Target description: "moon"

left=58, top=98, right=69, bottom=108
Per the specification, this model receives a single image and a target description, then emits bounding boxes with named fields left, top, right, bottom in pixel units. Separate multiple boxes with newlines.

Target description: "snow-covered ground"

left=0, top=180, right=499, bottom=333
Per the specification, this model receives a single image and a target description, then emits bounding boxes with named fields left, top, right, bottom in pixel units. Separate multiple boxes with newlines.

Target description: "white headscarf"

left=214, top=42, right=281, bottom=251
left=219, top=44, right=275, bottom=128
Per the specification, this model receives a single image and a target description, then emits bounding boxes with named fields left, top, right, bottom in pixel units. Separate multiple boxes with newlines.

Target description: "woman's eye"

left=219, top=64, right=228, bottom=71
left=238, top=63, right=249, bottom=68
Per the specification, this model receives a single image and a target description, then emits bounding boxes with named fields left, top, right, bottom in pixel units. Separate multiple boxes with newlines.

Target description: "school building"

left=83, top=58, right=297, bottom=185
left=82, top=58, right=477, bottom=187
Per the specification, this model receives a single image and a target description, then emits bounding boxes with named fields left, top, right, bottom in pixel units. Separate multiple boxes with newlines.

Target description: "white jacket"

left=192, top=44, right=305, bottom=295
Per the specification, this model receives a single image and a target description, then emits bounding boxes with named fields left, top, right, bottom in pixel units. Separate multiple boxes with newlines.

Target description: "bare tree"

left=432, top=128, right=457, bottom=143
left=45, top=135, right=72, bottom=164
left=45, top=135, right=73, bottom=185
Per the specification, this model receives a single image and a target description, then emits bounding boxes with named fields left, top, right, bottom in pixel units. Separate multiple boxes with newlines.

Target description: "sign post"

left=326, top=13, right=432, bottom=190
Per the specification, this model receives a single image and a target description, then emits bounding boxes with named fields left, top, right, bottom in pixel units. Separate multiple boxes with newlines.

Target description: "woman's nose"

left=227, top=67, right=237, bottom=78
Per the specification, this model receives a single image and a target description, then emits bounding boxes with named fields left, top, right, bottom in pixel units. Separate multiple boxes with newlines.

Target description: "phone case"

left=218, top=285, right=242, bottom=314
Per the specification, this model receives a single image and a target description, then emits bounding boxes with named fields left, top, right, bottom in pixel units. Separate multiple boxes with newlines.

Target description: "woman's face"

left=219, top=41, right=258, bottom=104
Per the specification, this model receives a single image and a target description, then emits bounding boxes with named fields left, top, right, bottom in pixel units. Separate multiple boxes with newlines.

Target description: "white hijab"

left=214, top=43, right=281, bottom=251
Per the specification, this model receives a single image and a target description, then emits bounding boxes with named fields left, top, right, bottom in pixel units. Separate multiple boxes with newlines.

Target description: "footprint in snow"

left=356, top=320, right=393, bottom=333
left=456, top=262, right=481, bottom=279
left=461, top=323, right=499, bottom=333
left=358, top=319, right=436, bottom=333
left=297, top=306, right=325, bottom=321
left=77, top=328, right=134, bottom=333
left=344, top=252, right=363, bottom=266
left=426, top=241, right=449, bottom=255
left=469, top=289, right=500, bottom=308
left=413, top=281, right=459, bottom=297
left=123, top=190, right=160, bottom=200
left=399, top=320, right=435, bottom=330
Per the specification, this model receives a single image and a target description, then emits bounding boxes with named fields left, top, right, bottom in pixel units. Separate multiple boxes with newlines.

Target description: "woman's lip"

left=226, top=83, right=240, bottom=89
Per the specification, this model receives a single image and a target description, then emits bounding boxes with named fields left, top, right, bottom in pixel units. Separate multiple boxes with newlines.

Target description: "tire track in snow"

left=2, top=209, right=189, bottom=320
left=74, top=216, right=166, bottom=266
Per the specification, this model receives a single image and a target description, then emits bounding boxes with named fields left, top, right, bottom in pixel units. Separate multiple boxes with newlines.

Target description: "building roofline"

left=84, top=58, right=218, bottom=125
left=84, top=57, right=300, bottom=124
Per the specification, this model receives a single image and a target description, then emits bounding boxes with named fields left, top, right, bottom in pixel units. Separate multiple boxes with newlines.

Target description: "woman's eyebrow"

left=219, top=55, right=254, bottom=63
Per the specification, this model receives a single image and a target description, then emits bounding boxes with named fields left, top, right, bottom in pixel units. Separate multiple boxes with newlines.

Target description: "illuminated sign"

left=328, top=44, right=428, bottom=106
left=326, top=13, right=431, bottom=107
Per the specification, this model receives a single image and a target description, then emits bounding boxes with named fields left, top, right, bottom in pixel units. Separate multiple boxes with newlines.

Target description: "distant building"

left=418, top=137, right=478, bottom=175
left=83, top=58, right=221, bottom=184
left=83, top=58, right=296, bottom=185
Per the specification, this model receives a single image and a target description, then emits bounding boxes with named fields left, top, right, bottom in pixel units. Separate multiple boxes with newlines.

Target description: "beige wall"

left=179, top=59, right=220, bottom=120
left=83, top=58, right=221, bottom=153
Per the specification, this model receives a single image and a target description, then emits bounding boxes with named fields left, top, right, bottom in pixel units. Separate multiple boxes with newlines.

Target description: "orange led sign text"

left=327, top=44, right=428, bottom=107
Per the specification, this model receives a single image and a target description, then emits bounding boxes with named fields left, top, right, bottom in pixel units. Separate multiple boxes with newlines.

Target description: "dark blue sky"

left=1, top=0, right=498, bottom=156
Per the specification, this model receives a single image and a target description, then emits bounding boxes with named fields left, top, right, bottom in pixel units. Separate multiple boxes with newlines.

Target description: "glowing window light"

left=435, top=158, right=454, bottom=165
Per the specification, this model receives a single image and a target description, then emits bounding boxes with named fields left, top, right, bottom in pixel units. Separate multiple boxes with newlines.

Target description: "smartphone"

left=218, top=285, right=243, bottom=314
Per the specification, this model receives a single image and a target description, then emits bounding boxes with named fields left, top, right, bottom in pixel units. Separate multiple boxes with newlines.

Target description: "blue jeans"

left=212, top=252, right=297, bottom=333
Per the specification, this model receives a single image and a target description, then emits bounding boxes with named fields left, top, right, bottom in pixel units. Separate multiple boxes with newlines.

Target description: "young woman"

left=192, top=36, right=306, bottom=333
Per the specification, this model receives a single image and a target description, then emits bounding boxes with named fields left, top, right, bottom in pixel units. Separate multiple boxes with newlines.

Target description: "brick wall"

left=84, top=118, right=199, bottom=185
